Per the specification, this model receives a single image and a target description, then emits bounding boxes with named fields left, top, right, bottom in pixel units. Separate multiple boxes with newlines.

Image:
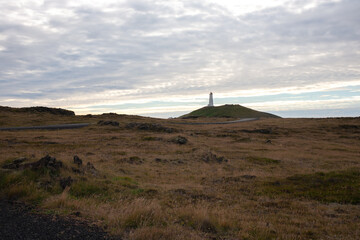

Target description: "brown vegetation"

left=0, top=109, right=359, bottom=239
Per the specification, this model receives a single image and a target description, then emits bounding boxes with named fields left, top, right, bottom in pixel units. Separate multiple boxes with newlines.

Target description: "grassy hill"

left=181, top=104, right=280, bottom=119
left=0, top=106, right=75, bottom=116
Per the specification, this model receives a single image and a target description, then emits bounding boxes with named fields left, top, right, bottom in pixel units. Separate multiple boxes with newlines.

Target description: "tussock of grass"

left=0, top=171, right=48, bottom=204
left=128, top=225, right=202, bottom=240
left=108, top=198, right=166, bottom=231
left=69, top=181, right=109, bottom=198
left=246, top=156, right=280, bottom=165
left=176, top=206, right=233, bottom=235
left=262, top=169, right=360, bottom=204
left=241, top=227, right=278, bottom=240
left=112, top=176, right=138, bottom=188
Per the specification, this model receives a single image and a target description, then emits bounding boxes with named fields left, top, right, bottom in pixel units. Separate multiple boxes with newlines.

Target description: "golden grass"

left=1, top=111, right=360, bottom=239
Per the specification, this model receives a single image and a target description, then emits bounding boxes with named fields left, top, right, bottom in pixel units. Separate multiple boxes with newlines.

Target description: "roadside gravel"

left=0, top=200, right=119, bottom=240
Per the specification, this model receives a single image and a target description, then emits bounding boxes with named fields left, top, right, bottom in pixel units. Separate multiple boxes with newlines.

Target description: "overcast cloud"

left=0, top=0, right=359, bottom=117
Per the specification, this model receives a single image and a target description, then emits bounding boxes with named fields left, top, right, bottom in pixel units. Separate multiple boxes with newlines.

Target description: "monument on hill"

left=208, top=92, right=214, bottom=107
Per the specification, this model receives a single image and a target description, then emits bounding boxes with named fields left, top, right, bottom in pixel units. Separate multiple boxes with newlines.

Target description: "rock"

left=72, top=211, right=81, bottom=217
left=171, top=136, right=188, bottom=145
left=202, top=152, right=228, bottom=163
left=241, top=175, right=256, bottom=179
left=97, top=120, right=119, bottom=126
left=21, top=155, right=63, bottom=172
left=154, top=158, right=168, bottom=163
left=85, top=162, right=98, bottom=176
left=126, top=122, right=176, bottom=133
left=2, top=163, right=18, bottom=169
left=60, top=176, right=73, bottom=189
left=241, top=128, right=272, bottom=134
left=73, top=155, right=82, bottom=166
left=118, top=157, right=143, bottom=165
left=71, top=167, right=84, bottom=174
left=3, top=155, right=63, bottom=174
left=13, top=157, right=26, bottom=165
left=2, top=157, right=27, bottom=169
left=265, top=139, right=272, bottom=144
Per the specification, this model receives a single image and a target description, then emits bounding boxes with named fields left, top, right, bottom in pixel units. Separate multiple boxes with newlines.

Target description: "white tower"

left=208, top=92, right=214, bottom=107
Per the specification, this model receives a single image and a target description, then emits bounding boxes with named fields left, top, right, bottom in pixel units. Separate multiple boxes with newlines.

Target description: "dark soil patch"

left=0, top=200, right=119, bottom=239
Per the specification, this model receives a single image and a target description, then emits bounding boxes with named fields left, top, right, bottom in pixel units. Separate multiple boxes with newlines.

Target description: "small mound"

left=180, top=104, right=279, bottom=119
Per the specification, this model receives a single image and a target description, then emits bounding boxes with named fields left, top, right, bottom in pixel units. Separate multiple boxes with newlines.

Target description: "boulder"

left=171, top=136, right=188, bottom=145
left=21, top=155, right=63, bottom=171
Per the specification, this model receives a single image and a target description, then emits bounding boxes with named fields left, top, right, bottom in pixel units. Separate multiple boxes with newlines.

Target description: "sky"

left=0, top=0, right=359, bottom=118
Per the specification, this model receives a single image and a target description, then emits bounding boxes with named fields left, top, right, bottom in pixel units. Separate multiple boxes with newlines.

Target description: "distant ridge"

left=180, top=104, right=280, bottom=119
left=0, top=106, right=75, bottom=116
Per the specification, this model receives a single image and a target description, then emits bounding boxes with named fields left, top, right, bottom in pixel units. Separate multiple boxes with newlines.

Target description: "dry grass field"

left=1, top=109, right=360, bottom=239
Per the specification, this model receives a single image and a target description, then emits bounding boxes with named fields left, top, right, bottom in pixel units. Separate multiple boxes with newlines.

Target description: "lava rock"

left=97, top=120, right=119, bottom=126
left=73, top=155, right=83, bottom=166
left=171, top=136, right=188, bottom=145
left=126, top=122, right=176, bottom=133
left=241, top=175, right=256, bottom=180
left=202, top=152, right=228, bottom=163
left=241, top=128, right=272, bottom=134
left=154, top=158, right=168, bottom=163
left=71, top=167, right=84, bottom=174
left=21, top=155, right=63, bottom=173
left=2, top=157, right=27, bottom=169
left=85, top=162, right=98, bottom=176
left=60, top=176, right=73, bottom=189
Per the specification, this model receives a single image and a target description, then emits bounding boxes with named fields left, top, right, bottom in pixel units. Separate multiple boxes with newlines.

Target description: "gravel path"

left=0, top=200, right=119, bottom=240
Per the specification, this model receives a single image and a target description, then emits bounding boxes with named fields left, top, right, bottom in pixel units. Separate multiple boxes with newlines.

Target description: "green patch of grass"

left=0, top=169, right=44, bottom=190
left=0, top=169, right=59, bottom=204
left=69, top=181, right=109, bottom=198
left=178, top=213, right=219, bottom=234
left=261, top=169, right=360, bottom=204
left=130, top=156, right=141, bottom=161
left=0, top=173, right=48, bottom=204
left=246, top=156, right=280, bottom=165
left=131, top=188, right=145, bottom=195
left=112, top=176, right=138, bottom=188
left=243, top=228, right=277, bottom=240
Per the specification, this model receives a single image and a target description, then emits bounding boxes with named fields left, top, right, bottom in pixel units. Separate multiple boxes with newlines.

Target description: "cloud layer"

left=0, top=0, right=359, bottom=117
